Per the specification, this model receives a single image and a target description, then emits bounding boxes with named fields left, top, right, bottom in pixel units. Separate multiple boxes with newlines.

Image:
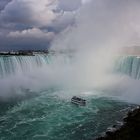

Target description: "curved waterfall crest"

left=1, top=54, right=140, bottom=79
left=115, top=56, right=140, bottom=79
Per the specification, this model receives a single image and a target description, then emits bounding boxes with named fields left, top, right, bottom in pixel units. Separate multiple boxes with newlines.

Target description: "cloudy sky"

left=0, top=0, right=140, bottom=50
left=0, top=0, right=85, bottom=50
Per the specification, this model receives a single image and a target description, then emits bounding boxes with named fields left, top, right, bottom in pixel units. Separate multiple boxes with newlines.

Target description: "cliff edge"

left=95, top=106, right=140, bottom=140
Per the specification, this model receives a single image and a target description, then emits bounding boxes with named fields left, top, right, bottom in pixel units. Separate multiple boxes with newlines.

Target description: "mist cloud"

left=0, top=0, right=140, bottom=104
left=51, top=0, right=140, bottom=53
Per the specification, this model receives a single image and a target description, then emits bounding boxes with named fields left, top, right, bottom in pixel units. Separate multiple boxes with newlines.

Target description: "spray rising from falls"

left=1, top=55, right=137, bottom=140
left=0, top=50, right=118, bottom=89
left=1, top=1, right=140, bottom=139
left=1, top=0, right=140, bottom=103
left=0, top=53, right=140, bottom=104
left=0, top=53, right=75, bottom=98
left=1, top=54, right=140, bottom=79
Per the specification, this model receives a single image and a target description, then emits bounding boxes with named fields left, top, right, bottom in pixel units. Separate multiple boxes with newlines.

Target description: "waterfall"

left=115, top=56, right=140, bottom=79
left=1, top=54, right=140, bottom=79
left=0, top=54, right=73, bottom=78
left=0, top=54, right=140, bottom=103
left=0, top=55, right=52, bottom=78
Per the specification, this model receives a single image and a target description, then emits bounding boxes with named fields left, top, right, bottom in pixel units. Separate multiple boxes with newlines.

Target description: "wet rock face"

left=95, top=106, right=140, bottom=140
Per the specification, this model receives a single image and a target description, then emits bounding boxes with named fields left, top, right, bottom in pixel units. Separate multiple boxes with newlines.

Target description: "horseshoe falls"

left=0, top=54, right=138, bottom=140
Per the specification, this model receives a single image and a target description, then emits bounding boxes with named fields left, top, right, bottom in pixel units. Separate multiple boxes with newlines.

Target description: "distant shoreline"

left=0, top=50, right=49, bottom=56
left=0, top=53, right=35, bottom=56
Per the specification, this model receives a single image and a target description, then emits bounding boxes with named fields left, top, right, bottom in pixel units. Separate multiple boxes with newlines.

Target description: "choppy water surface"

left=0, top=89, right=134, bottom=140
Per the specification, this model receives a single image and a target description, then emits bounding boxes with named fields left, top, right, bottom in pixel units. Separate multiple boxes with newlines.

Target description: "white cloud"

left=8, top=28, right=55, bottom=40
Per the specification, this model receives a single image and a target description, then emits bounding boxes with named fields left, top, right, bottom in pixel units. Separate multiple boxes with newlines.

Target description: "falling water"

left=0, top=54, right=138, bottom=140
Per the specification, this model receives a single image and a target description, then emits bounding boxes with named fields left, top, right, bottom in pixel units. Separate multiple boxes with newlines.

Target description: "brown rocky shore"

left=95, top=106, right=140, bottom=140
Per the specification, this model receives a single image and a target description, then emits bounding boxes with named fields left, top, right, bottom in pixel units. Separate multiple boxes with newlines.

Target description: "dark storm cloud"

left=58, top=0, right=82, bottom=11
left=0, top=0, right=83, bottom=50
left=0, top=0, right=11, bottom=11
left=0, top=0, right=57, bottom=27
